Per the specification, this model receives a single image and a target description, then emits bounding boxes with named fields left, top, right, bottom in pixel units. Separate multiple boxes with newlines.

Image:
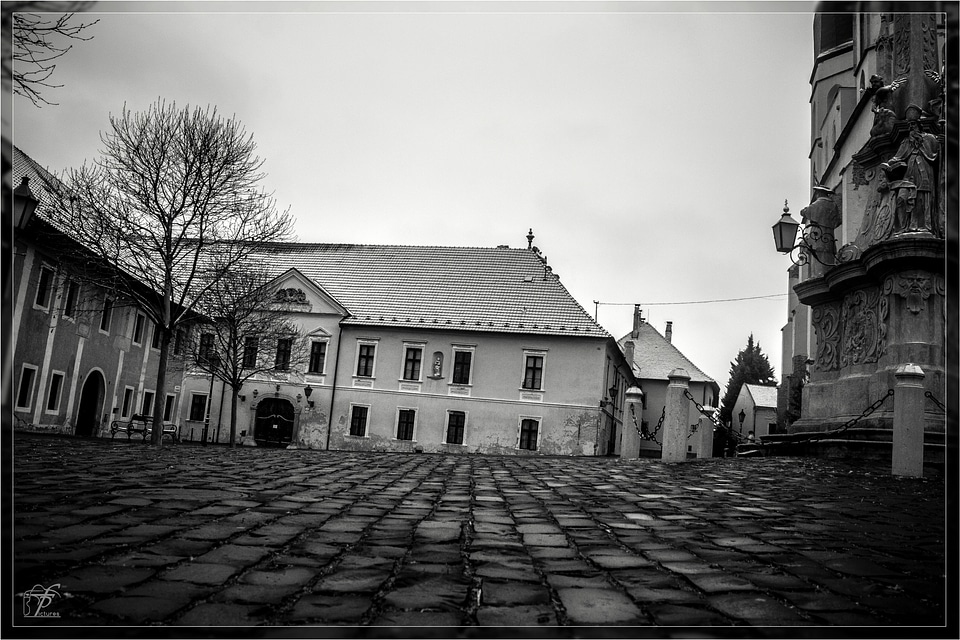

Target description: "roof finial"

left=526, top=228, right=535, bottom=250
left=783, top=199, right=789, bottom=214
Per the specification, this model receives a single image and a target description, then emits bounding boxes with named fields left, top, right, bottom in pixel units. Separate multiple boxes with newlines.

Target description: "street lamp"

left=771, top=200, right=838, bottom=267
left=738, top=409, right=746, bottom=434
left=303, top=384, right=314, bottom=408
left=13, top=177, right=39, bottom=230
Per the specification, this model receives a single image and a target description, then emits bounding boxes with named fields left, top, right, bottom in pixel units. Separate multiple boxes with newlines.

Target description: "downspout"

left=324, top=323, right=345, bottom=451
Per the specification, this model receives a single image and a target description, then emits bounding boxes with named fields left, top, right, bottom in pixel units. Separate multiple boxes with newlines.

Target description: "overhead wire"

left=593, top=294, right=787, bottom=307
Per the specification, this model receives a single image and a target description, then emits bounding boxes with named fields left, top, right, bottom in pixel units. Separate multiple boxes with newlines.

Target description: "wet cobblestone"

left=10, top=433, right=950, bottom=634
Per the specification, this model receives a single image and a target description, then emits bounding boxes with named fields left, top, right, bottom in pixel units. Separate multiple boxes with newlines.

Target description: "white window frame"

left=44, top=371, right=66, bottom=415
left=400, top=342, right=425, bottom=382
left=188, top=392, right=209, bottom=422
left=99, top=296, right=114, bottom=335
left=348, top=403, right=371, bottom=438
left=394, top=406, right=418, bottom=442
left=517, top=415, right=542, bottom=451
left=354, top=339, right=379, bottom=379
left=141, top=389, right=156, bottom=417
left=163, top=393, right=177, bottom=422
left=132, top=312, right=147, bottom=346
left=444, top=409, right=468, bottom=445
left=61, top=278, right=79, bottom=321
left=450, top=345, right=476, bottom=386
left=15, top=364, right=39, bottom=411
left=33, top=264, right=56, bottom=312
left=308, top=338, right=329, bottom=375
left=520, top=349, right=547, bottom=392
left=120, top=386, right=135, bottom=419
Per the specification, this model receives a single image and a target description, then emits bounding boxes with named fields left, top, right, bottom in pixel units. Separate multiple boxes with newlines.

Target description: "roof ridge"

left=618, top=325, right=716, bottom=383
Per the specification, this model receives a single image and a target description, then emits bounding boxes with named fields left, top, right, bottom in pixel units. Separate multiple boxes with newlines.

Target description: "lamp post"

left=304, top=384, right=314, bottom=408
left=13, top=177, right=39, bottom=230
left=738, top=409, right=746, bottom=435
left=771, top=200, right=840, bottom=267
left=202, top=354, right=220, bottom=446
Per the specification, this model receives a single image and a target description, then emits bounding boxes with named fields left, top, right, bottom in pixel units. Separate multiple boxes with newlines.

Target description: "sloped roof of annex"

left=617, top=321, right=717, bottom=385
left=240, top=242, right=610, bottom=339
left=743, top=383, right=778, bottom=409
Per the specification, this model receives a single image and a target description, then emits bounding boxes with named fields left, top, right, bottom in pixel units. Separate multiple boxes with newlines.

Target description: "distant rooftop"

left=618, top=322, right=716, bottom=384
left=744, top=384, right=778, bottom=408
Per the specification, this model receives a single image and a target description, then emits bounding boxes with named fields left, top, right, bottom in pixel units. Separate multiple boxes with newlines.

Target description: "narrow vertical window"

left=189, top=393, right=208, bottom=421
left=121, top=387, right=134, bottom=418
left=16, top=366, right=37, bottom=410
left=350, top=405, right=368, bottom=437
left=243, top=336, right=259, bottom=368
left=141, top=391, right=155, bottom=417
left=446, top=411, right=466, bottom=445
left=45, top=372, right=64, bottom=413
left=522, top=355, right=544, bottom=390
left=356, top=343, right=376, bottom=377
left=163, top=395, right=176, bottom=422
left=452, top=350, right=473, bottom=384
left=34, top=265, right=54, bottom=310
left=308, top=341, right=327, bottom=374
left=99, top=297, right=113, bottom=333
left=402, top=346, right=422, bottom=381
left=173, top=329, right=184, bottom=356
left=133, top=313, right=146, bottom=345
left=275, top=338, right=292, bottom=370
left=62, top=280, right=79, bottom=318
left=199, top=333, right=215, bottom=362
left=519, top=418, right=539, bottom=451
left=396, top=409, right=416, bottom=441
left=151, top=322, right=162, bottom=349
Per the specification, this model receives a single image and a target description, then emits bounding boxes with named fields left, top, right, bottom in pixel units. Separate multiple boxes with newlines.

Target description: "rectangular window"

left=446, top=410, right=466, bottom=445
left=99, top=297, right=113, bottom=333
left=133, top=313, right=146, bottom=345
left=452, top=350, right=473, bottom=385
left=15, top=365, right=37, bottom=410
left=519, top=418, right=540, bottom=451
left=356, top=343, right=376, bottom=377
left=173, top=329, right=184, bottom=356
left=308, top=341, right=327, bottom=374
left=62, top=279, right=79, bottom=318
left=396, top=408, right=416, bottom=441
left=243, top=336, right=259, bottom=368
left=141, top=391, right=155, bottom=417
left=275, top=338, right=292, bottom=370
left=199, top=333, right=215, bottom=362
left=45, top=372, right=64, bottom=413
left=163, top=394, right=176, bottom=422
left=34, top=265, right=54, bottom=310
left=349, top=405, right=369, bottom=437
left=522, top=354, right=544, bottom=390
left=189, top=393, right=208, bottom=421
left=151, top=322, right=162, bottom=349
left=402, top=346, right=422, bottom=381
left=121, top=387, right=134, bottom=419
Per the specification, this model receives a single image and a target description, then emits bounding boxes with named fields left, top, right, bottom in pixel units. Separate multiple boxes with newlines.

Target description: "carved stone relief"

left=812, top=303, right=841, bottom=371
left=840, top=288, right=882, bottom=367
left=886, top=270, right=934, bottom=314
left=275, top=288, right=307, bottom=304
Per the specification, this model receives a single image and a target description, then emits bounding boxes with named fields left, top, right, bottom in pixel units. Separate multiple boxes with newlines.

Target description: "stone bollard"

left=893, top=363, right=925, bottom=477
left=695, top=416, right=714, bottom=458
left=662, top=368, right=691, bottom=462
left=621, top=386, right=644, bottom=460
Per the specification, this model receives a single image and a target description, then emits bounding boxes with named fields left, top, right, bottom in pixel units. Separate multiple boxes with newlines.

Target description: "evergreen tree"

left=720, top=334, right=777, bottom=424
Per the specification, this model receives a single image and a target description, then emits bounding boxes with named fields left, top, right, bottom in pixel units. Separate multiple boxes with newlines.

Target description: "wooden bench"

left=110, top=415, right=180, bottom=443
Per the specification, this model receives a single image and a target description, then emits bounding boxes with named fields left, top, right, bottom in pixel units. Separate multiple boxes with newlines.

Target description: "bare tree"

left=4, top=2, right=99, bottom=107
left=49, top=99, right=294, bottom=445
left=187, top=262, right=308, bottom=447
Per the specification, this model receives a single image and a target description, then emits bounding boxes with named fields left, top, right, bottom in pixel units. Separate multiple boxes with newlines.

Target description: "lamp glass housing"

left=772, top=212, right=801, bottom=253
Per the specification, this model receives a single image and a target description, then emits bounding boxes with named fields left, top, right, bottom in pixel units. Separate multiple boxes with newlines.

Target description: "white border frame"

left=400, top=342, right=426, bottom=382
left=32, top=264, right=56, bottom=312
left=347, top=402, right=371, bottom=438
left=394, top=406, right=418, bottom=442
left=120, top=386, right=135, bottom=419
left=132, top=312, right=147, bottom=346
left=354, top=338, right=379, bottom=379
left=450, top=344, right=476, bottom=386
left=307, top=338, right=330, bottom=375
left=444, top=409, right=468, bottom=446
left=44, top=370, right=66, bottom=415
left=520, top=349, right=547, bottom=392
left=516, top=415, right=542, bottom=451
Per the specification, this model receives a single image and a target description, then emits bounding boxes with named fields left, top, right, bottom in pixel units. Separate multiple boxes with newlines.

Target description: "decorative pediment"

left=266, top=268, right=349, bottom=317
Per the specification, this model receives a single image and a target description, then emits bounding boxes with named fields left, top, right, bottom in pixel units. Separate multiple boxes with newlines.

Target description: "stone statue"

left=881, top=120, right=940, bottom=236
left=800, top=186, right=841, bottom=275
left=869, top=74, right=906, bottom=137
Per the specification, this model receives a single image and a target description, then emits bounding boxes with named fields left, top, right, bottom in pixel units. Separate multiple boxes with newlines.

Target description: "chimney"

left=624, top=340, right=635, bottom=367
left=631, top=304, right=642, bottom=338
left=665, top=321, right=673, bottom=343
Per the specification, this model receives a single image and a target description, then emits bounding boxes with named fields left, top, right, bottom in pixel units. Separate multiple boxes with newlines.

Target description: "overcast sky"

left=12, top=0, right=817, bottom=392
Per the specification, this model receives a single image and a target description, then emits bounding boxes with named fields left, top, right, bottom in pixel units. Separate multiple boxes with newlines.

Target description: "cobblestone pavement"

left=9, top=433, right=951, bottom=636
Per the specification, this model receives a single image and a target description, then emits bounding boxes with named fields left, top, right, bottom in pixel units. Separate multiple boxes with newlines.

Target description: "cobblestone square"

left=10, top=434, right=950, bottom=634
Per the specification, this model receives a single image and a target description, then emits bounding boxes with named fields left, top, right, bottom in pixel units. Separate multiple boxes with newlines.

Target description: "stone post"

left=893, top=363, right=925, bottom=477
left=621, top=386, right=644, bottom=460
left=662, top=368, right=691, bottom=462
left=695, top=416, right=714, bottom=458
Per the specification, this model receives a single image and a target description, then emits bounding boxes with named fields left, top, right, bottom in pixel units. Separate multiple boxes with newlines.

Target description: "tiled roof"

left=617, top=323, right=715, bottom=384
left=744, top=384, right=778, bottom=409
left=240, top=243, right=609, bottom=338
left=11, top=146, right=66, bottom=216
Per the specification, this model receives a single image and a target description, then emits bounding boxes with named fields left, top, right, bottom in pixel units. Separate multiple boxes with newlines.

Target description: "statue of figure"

left=881, top=120, right=940, bottom=235
left=869, top=74, right=906, bottom=137
left=800, top=186, right=841, bottom=275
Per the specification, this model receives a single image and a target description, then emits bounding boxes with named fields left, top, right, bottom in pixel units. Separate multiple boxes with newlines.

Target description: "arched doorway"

left=75, top=371, right=105, bottom=437
left=254, top=398, right=295, bottom=447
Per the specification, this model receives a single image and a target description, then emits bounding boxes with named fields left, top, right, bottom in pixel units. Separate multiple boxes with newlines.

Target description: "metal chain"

left=628, top=404, right=664, bottom=446
left=683, top=389, right=741, bottom=443
left=925, top=391, right=946, bottom=413
left=804, top=388, right=894, bottom=442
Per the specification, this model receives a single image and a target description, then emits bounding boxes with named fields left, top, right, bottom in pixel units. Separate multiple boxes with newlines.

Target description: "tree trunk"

left=150, top=326, right=172, bottom=446
left=230, top=385, right=239, bottom=447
